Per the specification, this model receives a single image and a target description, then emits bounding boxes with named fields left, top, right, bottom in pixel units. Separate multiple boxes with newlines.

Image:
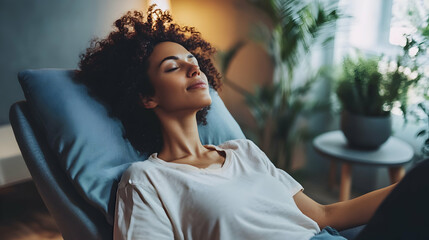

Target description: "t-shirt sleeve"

left=114, top=183, right=174, bottom=240
left=247, top=139, right=303, bottom=196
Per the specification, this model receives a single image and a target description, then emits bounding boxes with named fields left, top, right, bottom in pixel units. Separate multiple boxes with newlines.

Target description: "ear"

left=138, top=93, right=158, bottom=109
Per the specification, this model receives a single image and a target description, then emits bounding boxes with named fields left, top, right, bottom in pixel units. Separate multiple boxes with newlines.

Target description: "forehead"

left=149, top=42, right=190, bottom=65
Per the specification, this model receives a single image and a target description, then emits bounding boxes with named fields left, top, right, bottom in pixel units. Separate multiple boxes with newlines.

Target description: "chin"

left=194, top=95, right=211, bottom=111
left=188, top=90, right=211, bottom=110
left=202, top=93, right=212, bottom=106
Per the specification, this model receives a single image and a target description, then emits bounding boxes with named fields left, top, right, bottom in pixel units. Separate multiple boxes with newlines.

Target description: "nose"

left=187, top=64, right=201, bottom=78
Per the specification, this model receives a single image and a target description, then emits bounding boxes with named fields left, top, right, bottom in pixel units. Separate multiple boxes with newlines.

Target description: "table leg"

left=339, top=163, right=352, bottom=201
left=389, top=166, right=405, bottom=184
left=329, top=160, right=337, bottom=189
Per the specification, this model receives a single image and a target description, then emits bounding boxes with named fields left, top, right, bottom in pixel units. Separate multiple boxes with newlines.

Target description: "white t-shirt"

left=114, top=139, right=320, bottom=240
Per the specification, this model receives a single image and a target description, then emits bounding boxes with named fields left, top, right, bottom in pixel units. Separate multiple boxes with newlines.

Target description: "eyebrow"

left=158, top=54, right=195, bottom=67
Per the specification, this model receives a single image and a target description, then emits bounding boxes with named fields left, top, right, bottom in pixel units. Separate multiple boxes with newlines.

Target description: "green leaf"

left=217, top=41, right=246, bottom=74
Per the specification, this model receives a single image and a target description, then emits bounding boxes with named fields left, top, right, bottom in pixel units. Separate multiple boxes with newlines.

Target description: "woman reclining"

left=77, top=6, right=429, bottom=240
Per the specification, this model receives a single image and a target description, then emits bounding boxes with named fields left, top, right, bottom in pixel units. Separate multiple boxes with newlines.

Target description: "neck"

left=156, top=110, right=207, bottom=161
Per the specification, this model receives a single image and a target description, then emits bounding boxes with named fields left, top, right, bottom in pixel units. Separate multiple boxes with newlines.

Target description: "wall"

left=0, top=0, right=144, bottom=125
left=170, top=0, right=273, bottom=128
left=0, top=0, right=272, bottom=129
left=0, top=0, right=339, bottom=180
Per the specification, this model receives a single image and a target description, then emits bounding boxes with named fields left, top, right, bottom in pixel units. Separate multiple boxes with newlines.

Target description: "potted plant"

left=336, top=54, right=419, bottom=149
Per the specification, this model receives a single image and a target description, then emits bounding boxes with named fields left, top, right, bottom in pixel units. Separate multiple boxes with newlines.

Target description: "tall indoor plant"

left=219, top=0, right=339, bottom=171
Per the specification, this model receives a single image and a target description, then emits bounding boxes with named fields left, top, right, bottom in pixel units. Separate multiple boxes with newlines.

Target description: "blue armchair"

left=9, top=69, right=246, bottom=239
left=9, top=69, right=363, bottom=239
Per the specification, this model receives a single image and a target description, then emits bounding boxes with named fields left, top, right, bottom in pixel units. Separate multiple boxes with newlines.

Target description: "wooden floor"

left=0, top=181, right=62, bottom=240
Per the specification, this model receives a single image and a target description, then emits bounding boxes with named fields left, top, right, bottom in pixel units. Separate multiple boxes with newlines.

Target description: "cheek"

left=153, top=76, right=184, bottom=96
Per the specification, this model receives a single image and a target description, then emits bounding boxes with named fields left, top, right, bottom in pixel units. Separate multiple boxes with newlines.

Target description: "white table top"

left=313, top=131, right=414, bottom=166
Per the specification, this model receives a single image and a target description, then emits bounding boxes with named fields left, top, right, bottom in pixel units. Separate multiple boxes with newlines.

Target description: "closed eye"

left=166, top=67, right=179, bottom=72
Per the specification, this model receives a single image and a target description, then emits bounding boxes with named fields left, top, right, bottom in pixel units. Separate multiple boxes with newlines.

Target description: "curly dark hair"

left=76, top=6, right=222, bottom=155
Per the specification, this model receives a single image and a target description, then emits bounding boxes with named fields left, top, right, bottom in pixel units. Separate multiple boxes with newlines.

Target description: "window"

left=389, top=0, right=429, bottom=47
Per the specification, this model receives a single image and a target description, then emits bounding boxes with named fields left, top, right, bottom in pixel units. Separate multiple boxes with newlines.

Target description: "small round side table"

left=313, top=130, right=414, bottom=201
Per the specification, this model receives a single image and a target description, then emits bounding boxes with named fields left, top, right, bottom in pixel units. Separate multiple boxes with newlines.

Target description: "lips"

left=186, top=80, right=207, bottom=90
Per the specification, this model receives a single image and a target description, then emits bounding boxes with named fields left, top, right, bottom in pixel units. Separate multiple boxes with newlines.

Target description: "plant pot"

left=340, top=111, right=392, bottom=150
